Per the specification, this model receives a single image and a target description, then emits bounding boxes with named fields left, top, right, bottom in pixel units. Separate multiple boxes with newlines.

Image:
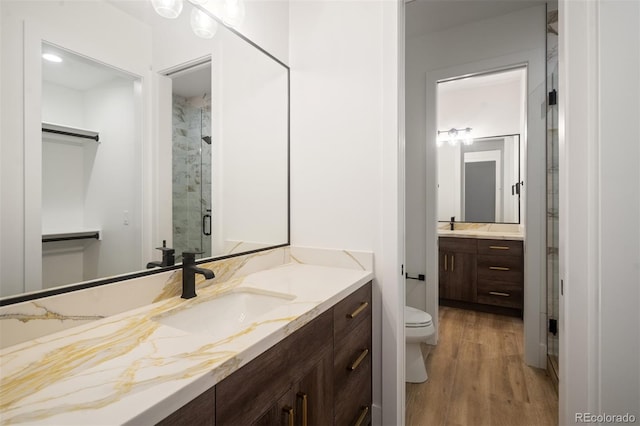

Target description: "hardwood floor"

left=406, top=306, right=558, bottom=426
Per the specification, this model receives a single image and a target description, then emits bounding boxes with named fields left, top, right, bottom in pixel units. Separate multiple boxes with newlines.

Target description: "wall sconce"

left=437, top=127, right=473, bottom=147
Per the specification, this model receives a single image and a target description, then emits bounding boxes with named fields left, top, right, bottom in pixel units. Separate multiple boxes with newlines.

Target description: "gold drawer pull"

left=354, top=406, right=369, bottom=426
left=451, top=254, right=454, bottom=272
left=489, top=266, right=510, bottom=271
left=282, top=406, right=294, bottom=426
left=444, top=254, right=447, bottom=271
left=349, top=349, right=369, bottom=371
left=297, top=392, right=308, bottom=426
left=489, top=291, right=510, bottom=297
left=489, top=245, right=510, bottom=250
left=347, top=302, right=369, bottom=319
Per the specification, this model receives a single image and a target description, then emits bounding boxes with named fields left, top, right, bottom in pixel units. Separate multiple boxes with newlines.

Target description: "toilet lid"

left=405, top=306, right=432, bottom=327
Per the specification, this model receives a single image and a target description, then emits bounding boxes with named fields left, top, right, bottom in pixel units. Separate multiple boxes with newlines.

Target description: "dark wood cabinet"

left=333, top=284, right=372, bottom=426
left=476, top=239, right=524, bottom=310
left=439, top=237, right=524, bottom=315
left=156, top=282, right=373, bottom=426
left=438, top=238, right=477, bottom=303
left=215, top=309, right=333, bottom=426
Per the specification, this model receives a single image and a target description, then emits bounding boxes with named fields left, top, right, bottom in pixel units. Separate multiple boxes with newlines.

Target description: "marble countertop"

left=437, top=223, right=524, bottom=240
left=0, top=264, right=373, bottom=425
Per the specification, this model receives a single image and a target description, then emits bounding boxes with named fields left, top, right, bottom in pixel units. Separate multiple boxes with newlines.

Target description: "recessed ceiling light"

left=42, top=53, right=63, bottom=63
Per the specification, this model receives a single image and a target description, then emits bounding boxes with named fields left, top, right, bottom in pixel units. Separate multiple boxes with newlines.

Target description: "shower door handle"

left=202, top=214, right=212, bottom=236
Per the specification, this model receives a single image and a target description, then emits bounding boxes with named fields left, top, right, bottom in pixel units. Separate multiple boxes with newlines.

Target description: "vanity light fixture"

left=191, top=8, right=218, bottom=39
left=151, top=0, right=184, bottom=19
left=42, top=53, right=63, bottom=63
left=437, top=127, right=473, bottom=147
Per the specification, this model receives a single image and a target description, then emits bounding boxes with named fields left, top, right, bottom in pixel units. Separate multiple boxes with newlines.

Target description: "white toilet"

left=405, top=306, right=435, bottom=383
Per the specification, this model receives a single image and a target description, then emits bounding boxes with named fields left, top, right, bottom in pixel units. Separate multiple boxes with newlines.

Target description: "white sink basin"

left=154, top=288, right=296, bottom=341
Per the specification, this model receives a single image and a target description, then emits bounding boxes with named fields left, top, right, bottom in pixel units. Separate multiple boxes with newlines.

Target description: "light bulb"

left=150, top=0, right=184, bottom=19
left=191, top=8, right=218, bottom=39
left=463, top=128, right=473, bottom=145
left=222, top=0, right=245, bottom=27
left=42, top=53, right=63, bottom=63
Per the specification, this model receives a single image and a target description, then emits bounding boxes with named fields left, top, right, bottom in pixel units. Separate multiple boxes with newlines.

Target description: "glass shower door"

left=172, top=92, right=212, bottom=260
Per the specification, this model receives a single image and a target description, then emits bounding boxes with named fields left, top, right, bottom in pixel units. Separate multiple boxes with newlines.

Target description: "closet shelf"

left=42, top=122, right=100, bottom=142
left=42, top=230, right=101, bottom=243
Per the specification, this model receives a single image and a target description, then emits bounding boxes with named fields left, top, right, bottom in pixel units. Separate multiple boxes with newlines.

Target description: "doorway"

left=169, top=62, right=213, bottom=259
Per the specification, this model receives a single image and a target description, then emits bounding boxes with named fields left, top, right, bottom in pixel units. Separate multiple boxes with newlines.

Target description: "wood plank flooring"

left=406, top=306, right=558, bottom=426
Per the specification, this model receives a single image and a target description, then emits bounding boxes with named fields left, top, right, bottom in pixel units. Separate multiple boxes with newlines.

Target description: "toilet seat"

left=405, top=306, right=432, bottom=328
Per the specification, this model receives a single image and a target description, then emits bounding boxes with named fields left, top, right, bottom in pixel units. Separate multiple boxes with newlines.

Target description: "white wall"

left=560, top=0, right=640, bottom=422
left=406, top=5, right=547, bottom=367
left=438, top=79, right=522, bottom=138
left=289, top=2, right=403, bottom=423
left=216, top=29, right=288, bottom=248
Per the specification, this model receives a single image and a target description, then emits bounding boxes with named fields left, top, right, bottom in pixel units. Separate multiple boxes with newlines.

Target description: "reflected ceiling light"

left=437, top=127, right=473, bottom=147
left=222, top=0, right=245, bottom=27
left=42, top=53, right=63, bottom=63
left=150, top=0, right=184, bottom=19
left=191, top=8, right=218, bottom=39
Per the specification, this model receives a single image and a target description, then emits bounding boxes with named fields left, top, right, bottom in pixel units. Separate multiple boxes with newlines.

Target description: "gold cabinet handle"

left=489, top=245, right=510, bottom=250
left=489, top=266, right=510, bottom=271
left=354, top=406, right=369, bottom=426
left=297, top=392, right=308, bottom=426
left=489, top=291, right=510, bottom=297
left=444, top=254, right=447, bottom=271
left=282, top=406, right=294, bottom=426
left=451, top=254, right=454, bottom=272
left=349, top=348, right=369, bottom=371
left=347, top=302, right=369, bottom=319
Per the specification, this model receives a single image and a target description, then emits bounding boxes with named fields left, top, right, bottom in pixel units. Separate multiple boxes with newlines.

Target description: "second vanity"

left=438, top=223, right=524, bottom=316
left=0, top=263, right=373, bottom=425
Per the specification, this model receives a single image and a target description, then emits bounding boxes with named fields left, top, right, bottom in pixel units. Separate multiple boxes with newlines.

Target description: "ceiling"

left=42, top=44, right=135, bottom=91
left=438, top=67, right=524, bottom=93
left=172, top=64, right=212, bottom=98
left=405, top=0, right=545, bottom=39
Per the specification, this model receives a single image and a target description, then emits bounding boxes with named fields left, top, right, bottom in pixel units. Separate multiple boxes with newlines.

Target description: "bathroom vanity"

left=159, top=283, right=372, bottom=426
left=438, top=231, right=524, bottom=316
left=0, top=263, right=373, bottom=425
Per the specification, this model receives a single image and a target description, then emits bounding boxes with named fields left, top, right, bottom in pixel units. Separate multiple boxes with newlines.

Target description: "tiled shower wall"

left=172, top=94, right=212, bottom=259
left=546, top=1, right=559, bottom=362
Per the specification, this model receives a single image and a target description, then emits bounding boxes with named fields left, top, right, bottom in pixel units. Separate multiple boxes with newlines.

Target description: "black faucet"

left=146, top=241, right=175, bottom=268
left=181, top=251, right=215, bottom=299
left=450, top=216, right=455, bottom=231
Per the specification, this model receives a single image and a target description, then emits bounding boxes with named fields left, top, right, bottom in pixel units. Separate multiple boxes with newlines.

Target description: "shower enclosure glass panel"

left=172, top=91, right=212, bottom=259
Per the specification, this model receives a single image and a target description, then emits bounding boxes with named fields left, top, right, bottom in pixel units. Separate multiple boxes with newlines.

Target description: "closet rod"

left=42, top=128, right=99, bottom=142
left=42, top=122, right=100, bottom=142
left=42, top=232, right=100, bottom=243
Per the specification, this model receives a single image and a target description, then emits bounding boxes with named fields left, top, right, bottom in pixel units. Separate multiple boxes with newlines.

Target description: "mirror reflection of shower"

left=170, top=62, right=212, bottom=259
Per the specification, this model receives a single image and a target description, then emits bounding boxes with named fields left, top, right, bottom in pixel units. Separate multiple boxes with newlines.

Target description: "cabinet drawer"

left=439, top=237, right=477, bottom=254
left=477, top=254, right=523, bottom=283
left=334, top=303, right=371, bottom=426
left=334, top=282, right=372, bottom=343
left=477, top=239, right=523, bottom=256
left=334, top=353, right=371, bottom=426
left=477, top=279, right=523, bottom=309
